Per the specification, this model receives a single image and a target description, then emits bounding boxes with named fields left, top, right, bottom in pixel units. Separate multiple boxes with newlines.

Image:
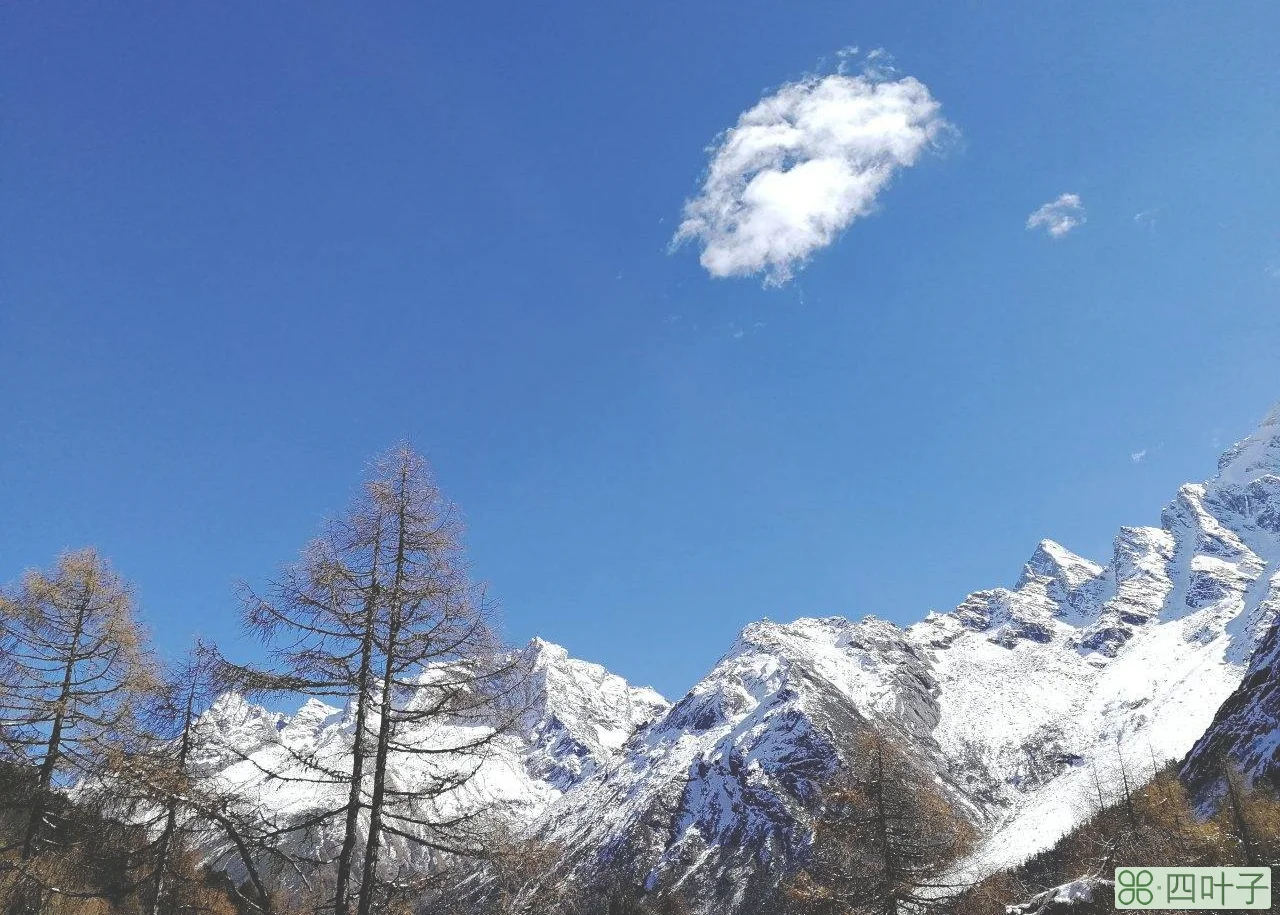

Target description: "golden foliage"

left=957, top=765, right=1280, bottom=915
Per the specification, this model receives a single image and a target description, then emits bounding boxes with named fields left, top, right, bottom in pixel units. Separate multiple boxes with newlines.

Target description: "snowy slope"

left=527, top=406, right=1280, bottom=910
left=1180, top=614, right=1280, bottom=802
left=528, top=615, right=952, bottom=911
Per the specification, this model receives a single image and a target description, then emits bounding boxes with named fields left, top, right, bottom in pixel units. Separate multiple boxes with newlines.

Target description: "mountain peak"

left=1215, top=402, right=1280, bottom=486
left=519, top=638, right=669, bottom=790
left=195, top=692, right=285, bottom=748
left=527, top=636, right=570, bottom=662
left=1018, top=539, right=1103, bottom=592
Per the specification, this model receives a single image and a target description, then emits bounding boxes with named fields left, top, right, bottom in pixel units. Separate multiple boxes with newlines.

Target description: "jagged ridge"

left=527, top=407, right=1280, bottom=911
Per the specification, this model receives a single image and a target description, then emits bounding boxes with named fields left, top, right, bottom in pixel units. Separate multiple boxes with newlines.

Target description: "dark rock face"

left=1181, top=618, right=1280, bottom=803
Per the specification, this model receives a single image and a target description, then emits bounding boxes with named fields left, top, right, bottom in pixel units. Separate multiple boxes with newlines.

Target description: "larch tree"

left=0, top=548, right=157, bottom=863
left=784, top=731, right=976, bottom=915
left=215, top=444, right=531, bottom=915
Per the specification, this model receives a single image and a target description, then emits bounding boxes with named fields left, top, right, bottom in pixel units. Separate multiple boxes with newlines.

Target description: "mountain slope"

left=1180, top=614, right=1280, bottom=802
left=529, top=407, right=1280, bottom=911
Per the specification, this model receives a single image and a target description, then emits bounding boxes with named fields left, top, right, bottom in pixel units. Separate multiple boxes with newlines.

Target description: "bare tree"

left=1115, top=747, right=1139, bottom=837
left=0, top=549, right=157, bottom=863
left=99, top=646, right=292, bottom=915
left=214, top=444, right=530, bottom=915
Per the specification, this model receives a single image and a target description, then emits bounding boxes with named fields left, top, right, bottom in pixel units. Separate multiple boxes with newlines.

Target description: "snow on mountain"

left=189, top=638, right=668, bottom=869
left=523, top=638, right=669, bottom=790
left=1180, top=614, right=1280, bottom=802
left=524, top=406, right=1280, bottom=910
left=1006, top=876, right=1113, bottom=915
left=529, top=615, right=952, bottom=911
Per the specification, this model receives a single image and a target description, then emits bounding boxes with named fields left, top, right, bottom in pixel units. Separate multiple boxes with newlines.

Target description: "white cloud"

left=1130, top=449, right=1148, bottom=464
left=671, top=58, right=952, bottom=285
left=1027, top=193, right=1086, bottom=239
left=1134, top=208, right=1159, bottom=228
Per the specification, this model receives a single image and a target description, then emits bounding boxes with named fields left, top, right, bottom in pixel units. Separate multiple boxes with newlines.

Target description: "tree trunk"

left=22, top=598, right=87, bottom=860
left=356, top=615, right=401, bottom=915
left=357, top=484, right=409, bottom=915
left=149, top=681, right=199, bottom=915
left=335, top=544, right=381, bottom=915
left=1224, top=769, right=1258, bottom=866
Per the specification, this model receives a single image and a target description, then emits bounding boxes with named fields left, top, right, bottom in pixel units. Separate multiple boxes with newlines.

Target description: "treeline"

left=955, top=761, right=1280, bottom=915
left=0, top=446, right=531, bottom=915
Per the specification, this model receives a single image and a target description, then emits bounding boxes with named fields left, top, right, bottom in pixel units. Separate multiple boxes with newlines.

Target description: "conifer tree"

left=784, top=731, right=975, bottom=915
left=215, top=444, right=530, bottom=915
left=1220, top=767, right=1259, bottom=866
left=0, top=549, right=156, bottom=862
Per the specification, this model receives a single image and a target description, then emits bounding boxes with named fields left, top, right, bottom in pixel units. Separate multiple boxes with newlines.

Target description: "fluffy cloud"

left=672, top=64, right=952, bottom=285
left=1027, top=193, right=1086, bottom=238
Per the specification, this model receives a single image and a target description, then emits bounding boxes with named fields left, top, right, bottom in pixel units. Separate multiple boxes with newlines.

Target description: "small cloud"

left=1027, top=193, right=1086, bottom=239
left=1134, top=208, right=1159, bottom=229
left=671, top=51, right=954, bottom=285
left=860, top=47, right=899, bottom=81
left=728, top=320, right=768, bottom=340
left=1131, top=442, right=1164, bottom=464
left=832, top=45, right=860, bottom=74
left=1266, top=264, right=1280, bottom=281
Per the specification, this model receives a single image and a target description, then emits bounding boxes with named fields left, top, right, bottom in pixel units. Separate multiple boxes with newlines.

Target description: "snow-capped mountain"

left=524, top=406, right=1280, bottom=910
left=522, top=637, right=669, bottom=791
left=193, top=406, right=1280, bottom=912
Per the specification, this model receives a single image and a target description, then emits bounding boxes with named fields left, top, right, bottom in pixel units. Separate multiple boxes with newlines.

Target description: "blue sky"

left=2, top=2, right=1278, bottom=700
